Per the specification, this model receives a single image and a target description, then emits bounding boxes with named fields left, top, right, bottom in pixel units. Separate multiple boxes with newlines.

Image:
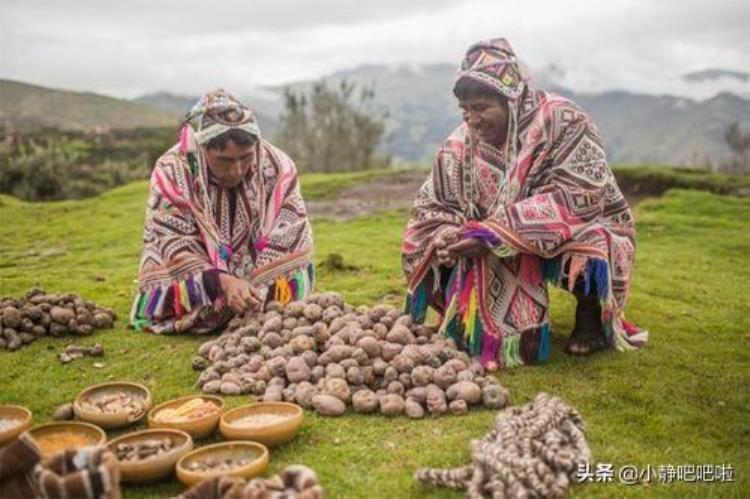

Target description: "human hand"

left=446, top=237, right=489, bottom=259
left=219, top=273, right=262, bottom=313
left=433, top=227, right=460, bottom=267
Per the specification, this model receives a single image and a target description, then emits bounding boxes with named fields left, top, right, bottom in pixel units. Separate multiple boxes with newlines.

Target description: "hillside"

left=0, top=177, right=748, bottom=498
left=0, top=79, right=175, bottom=130
left=137, top=64, right=750, bottom=166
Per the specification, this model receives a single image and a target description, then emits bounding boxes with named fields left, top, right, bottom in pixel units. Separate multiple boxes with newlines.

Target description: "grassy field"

left=0, top=172, right=748, bottom=498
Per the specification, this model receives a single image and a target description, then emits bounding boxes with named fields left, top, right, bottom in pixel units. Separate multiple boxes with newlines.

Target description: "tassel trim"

left=130, top=271, right=214, bottom=332
left=542, top=253, right=648, bottom=351
left=268, top=263, right=315, bottom=306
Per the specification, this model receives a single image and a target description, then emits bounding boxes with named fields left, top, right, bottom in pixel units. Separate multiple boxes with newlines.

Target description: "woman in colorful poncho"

left=403, top=39, right=647, bottom=369
left=131, top=89, right=314, bottom=334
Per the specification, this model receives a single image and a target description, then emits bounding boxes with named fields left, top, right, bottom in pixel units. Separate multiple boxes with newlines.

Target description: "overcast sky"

left=1, top=0, right=748, bottom=100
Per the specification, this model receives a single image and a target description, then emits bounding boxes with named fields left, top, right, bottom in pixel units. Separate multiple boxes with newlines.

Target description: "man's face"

left=204, top=140, right=256, bottom=189
left=458, top=94, right=509, bottom=147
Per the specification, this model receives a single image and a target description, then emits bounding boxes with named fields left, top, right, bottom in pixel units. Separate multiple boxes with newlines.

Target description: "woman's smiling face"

left=458, top=94, right=509, bottom=147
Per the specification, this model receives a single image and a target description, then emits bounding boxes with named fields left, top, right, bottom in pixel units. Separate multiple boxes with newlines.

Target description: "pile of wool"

left=0, top=288, right=116, bottom=351
left=194, top=292, right=509, bottom=418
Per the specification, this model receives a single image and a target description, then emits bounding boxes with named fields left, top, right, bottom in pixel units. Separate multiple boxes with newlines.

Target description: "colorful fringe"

left=406, top=262, right=550, bottom=368
left=130, top=271, right=214, bottom=332
left=270, top=263, right=315, bottom=306
left=542, top=253, right=648, bottom=350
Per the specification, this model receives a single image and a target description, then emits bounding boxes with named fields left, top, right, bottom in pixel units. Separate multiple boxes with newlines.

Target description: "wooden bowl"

left=74, top=382, right=152, bottom=429
left=107, top=428, right=193, bottom=483
left=176, top=441, right=269, bottom=487
left=219, top=402, right=303, bottom=447
left=0, top=405, right=32, bottom=446
left=29, top=422, right=106, bottom=457
left=147, top=395, right=224, bottom=439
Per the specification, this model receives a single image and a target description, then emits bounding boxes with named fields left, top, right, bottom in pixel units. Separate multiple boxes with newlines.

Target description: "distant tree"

left=277, top=80, right=389, bottom=172
left=722, top=122, right=750, bottom=174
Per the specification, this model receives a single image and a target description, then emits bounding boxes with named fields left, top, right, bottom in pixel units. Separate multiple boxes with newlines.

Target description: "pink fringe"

left=520, top=254, right=542, bottom=286
left=179, top=125, right=189, bottom=154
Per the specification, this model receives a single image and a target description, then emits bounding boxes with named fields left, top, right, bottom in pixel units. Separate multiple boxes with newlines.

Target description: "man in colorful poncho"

left=403, top=39, right=648, bottom=369
left=131, top=89, right=314, bottom=334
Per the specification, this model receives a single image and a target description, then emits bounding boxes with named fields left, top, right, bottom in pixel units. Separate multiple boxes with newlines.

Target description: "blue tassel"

left=219, top=245, right=230, bottom=262
left=538, top=324, right=550, bottom=362
left=410, top=279, right=428, bottom=323
left=593, top=259, right=609, bottom=301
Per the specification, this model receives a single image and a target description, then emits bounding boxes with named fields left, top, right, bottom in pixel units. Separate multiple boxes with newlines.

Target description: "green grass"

left=612, top=165, right=750, bottom=198
left=1, top=177, right=748, bottom=498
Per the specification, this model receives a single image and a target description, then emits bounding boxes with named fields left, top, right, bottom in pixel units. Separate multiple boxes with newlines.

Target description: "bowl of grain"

left=176, top=441, right=269, bottom=487
left=0, top=405, right=33, bottom=446
left=28, top=421, right=106, bottom=457
left=219, top=402, right=303, bottom=447
left=148, top=395, right=224, bottom=438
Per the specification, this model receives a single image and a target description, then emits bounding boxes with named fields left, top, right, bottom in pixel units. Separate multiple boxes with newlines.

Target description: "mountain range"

left=3, top=64, right=749, bottom=167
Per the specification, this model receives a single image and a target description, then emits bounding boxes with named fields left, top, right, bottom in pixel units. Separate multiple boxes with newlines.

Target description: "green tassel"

left=136, top=292, right=148, bottom=318
left=188, top=153, right=200, bottom=177
left=543, top=257, right=562, bottom=284
left=468, top=315, right=483, bottom=356
left=502, top=334, right=523, bottom=368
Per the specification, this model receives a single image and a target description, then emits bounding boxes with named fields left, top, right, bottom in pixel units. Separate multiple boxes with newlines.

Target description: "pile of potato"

left=0, top=288, right=116, bottom=351
left=194, top=292, right=509, bottom=418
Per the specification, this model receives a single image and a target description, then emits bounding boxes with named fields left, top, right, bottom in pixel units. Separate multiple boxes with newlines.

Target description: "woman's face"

left=458, top=94, right=509, bottom=147
left=204, top=140, right=256, bottom=188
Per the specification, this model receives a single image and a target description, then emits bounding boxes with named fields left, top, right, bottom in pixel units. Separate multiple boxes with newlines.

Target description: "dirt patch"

left=306, top=169, right=656, bottom=221
left=307, top=171, right=427, bottom=220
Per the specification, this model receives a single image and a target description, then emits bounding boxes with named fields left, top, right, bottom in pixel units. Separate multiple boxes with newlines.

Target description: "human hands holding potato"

left=433, top=226, right=490, bottom=265
left=219, top=273, right=262, bottom=313
left=433, top=227, right=460, bottom=267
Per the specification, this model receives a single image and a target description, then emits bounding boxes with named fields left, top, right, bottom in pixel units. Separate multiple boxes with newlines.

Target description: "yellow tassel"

left=274, top=277, right=292, bottom=305
left=180, top=281, right=191, bottom=312
left=465, top=287, right=477, bottom=342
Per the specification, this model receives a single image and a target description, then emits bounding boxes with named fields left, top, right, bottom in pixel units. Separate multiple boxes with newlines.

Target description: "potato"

left=387, top=381, right=405, bottom=396
left=203, top=380, right=222, bottom=393
left=303, top=304, right=324, bottom=322
left=433, top=365, right=458, bottom=390
left=1, top=307, right=21, bottom=328
left=405, top=399, right=425, bottom=419
left=263, top=315, right=283, bottom=333
left=381, top=342, right=403, bottom=361
left=351, top=389, right=379, bottom=413
left=52, top=402, right=75, bottom=421
left=386, top=325, right=415, bottom=345
left=482, top=384, right=510, bottom=409
left=446, top=381, right=482, bottom=404
left=323, top=378, right=350, bottom=402
left=220, top=382, right=241, bottom=395
left=425, top=385, right=448, bottom=417
left=50, top=306, right=75, bottom=324
left=263, top=384, right=284, bottom=402
left=92, top=312, right=113, bottom=329
left=379, top=394, right=405, bottom=416
left=405, top=387, right=427, bottom=405
left=449, top=399, right=468, bottom=415
left=286, top=356, right=311, bottom=383
left=293, top=382, right=317, bottom=409
left=261, top=332, right=283, bottom=348
left=312, top=394, right=346, bottom=417
left=346, top=366, right=364, bottom=386
left=324, top=363, right=346, bottom=379
left=411, top=366, right=434, bottom=387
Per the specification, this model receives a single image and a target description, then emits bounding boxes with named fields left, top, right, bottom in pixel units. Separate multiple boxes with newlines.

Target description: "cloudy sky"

left=1, top=0, right=748, bottom=100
